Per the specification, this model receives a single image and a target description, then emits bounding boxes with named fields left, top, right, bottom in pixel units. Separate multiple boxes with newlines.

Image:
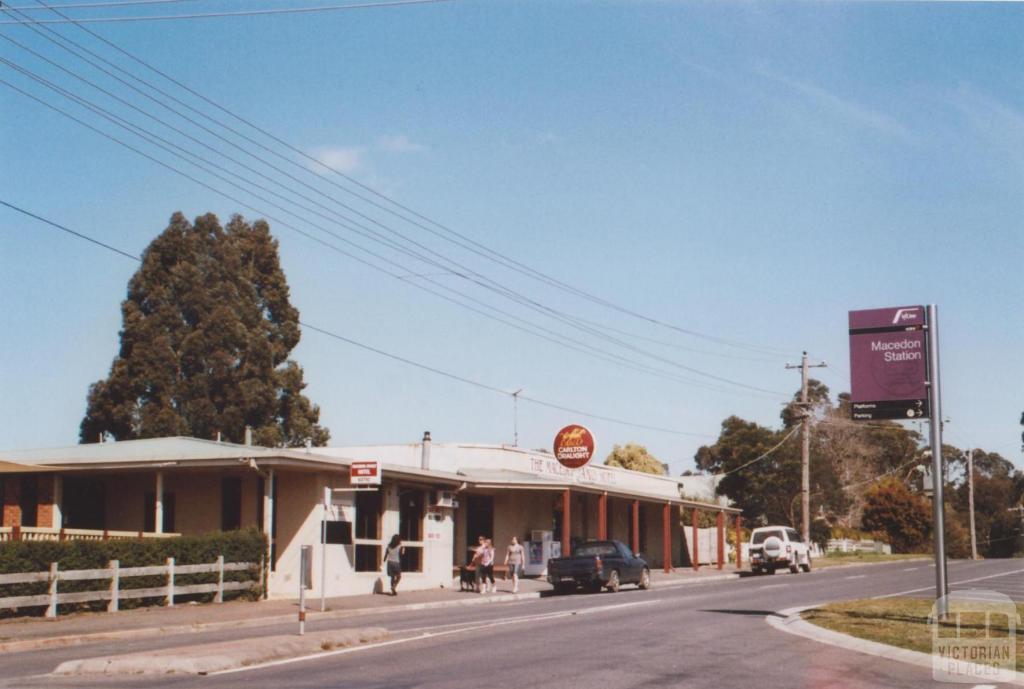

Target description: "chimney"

left=244, top=426, right=253, bottom=446
left=421, top=431, right=432, bottom=471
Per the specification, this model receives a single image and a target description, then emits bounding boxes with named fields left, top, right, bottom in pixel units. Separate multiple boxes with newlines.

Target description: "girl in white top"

left=505, top=536, right=526, bottom=593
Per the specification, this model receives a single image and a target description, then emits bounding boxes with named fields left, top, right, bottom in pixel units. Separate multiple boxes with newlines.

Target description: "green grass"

left=813, top=552, right=926, bottom=570
left=803, top=598, right=1024, bottom=671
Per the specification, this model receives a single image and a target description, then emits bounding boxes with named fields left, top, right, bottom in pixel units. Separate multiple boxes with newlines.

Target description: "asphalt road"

left=5, top=558, right=1024, bottom=689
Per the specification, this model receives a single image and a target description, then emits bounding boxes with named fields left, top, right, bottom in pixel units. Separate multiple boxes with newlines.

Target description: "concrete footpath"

left=53, top=628, right=389, bottom=676
left=0, top=567, right=739, bottom=654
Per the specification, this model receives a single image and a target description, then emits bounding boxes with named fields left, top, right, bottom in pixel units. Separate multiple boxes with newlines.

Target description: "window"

left=575, top=543, right=617, bottom=557
left=19, top=476, right=38, bottom=528
left=752, top=529, right=784, bottom=545
left=398, top=489, right=424, bottom=572
left=221, top=477, right=242, bottom=531
left=355, top=490, right=383, bottom=572
left=786, top=529, right=801, bottom=543
left=63, top=477, right=105, bottom=530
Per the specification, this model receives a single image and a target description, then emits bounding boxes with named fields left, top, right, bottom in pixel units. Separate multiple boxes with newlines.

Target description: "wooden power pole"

left=786, top=352, right=827, bottom=544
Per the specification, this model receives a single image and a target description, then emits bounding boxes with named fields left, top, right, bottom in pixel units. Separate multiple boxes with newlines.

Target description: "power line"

left=0, top=0, right=458, bottom=24
left=0, top=198, right=717, bottom=439
left=6, top=0, right=203, bottom=10
left=10, top=0, right=795, bottom=360
left=0, top=199, right=140, bottom=260
left=0, top=21, right=789, bottom=398
left=720, top=426, right=800, bottom=477
left=0, top=58, right=780, bottom=400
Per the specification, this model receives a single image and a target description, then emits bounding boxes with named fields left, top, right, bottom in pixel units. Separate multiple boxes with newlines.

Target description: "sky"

left=1, top=0, right=1022, bottom=474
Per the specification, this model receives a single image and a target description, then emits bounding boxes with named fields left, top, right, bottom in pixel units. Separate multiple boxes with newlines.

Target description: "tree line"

left=693, top=381, right=1023, bottom=557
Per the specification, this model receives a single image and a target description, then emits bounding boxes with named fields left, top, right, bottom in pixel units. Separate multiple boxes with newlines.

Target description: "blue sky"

left=1, top=0, right=1021, bottom=473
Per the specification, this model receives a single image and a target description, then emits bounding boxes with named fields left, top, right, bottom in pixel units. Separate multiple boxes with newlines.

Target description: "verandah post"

left=692, top=508, right=699, bottom=572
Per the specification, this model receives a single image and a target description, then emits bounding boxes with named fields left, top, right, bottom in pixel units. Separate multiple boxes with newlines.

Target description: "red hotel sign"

left=553, top=424, right=595, bottom=469
left=350, top=460, right=381, bottom=486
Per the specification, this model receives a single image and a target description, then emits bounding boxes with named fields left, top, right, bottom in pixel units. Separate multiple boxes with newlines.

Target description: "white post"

left=263, top=470, right=275, bottom=542
left=166, top=557, right=175, bottom=607
left=52, top=476, right=63, bottom=529
left=108, top=560, right=119, bottom=612
left=215, top=555, right=225, bottom=603
left=46, top=562, right=58, bottom=618
left=155, top=472, right=164, bottom=535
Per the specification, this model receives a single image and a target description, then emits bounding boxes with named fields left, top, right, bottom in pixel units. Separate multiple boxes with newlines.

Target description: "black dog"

left=458, top=565, right=476, bottom=591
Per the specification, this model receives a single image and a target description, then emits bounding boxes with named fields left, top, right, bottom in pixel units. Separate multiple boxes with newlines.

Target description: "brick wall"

left=36, top=475, right=55, bottom=528
left=2, top=478, right=21, bottom=527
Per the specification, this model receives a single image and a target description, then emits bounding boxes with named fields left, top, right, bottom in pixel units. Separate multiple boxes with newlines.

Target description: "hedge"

left=0, top=527, right=267, bottom=617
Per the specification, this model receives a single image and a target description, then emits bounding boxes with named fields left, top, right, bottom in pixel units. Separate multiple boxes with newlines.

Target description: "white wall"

left=268, top=472, right=455, bottom=600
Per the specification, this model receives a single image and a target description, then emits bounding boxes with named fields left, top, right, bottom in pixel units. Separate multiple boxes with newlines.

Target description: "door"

left=464, top=495, right=493, bottom=565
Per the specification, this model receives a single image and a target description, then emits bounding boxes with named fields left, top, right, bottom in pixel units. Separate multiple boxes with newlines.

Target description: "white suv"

left=749, top=526, right=811, bottom=575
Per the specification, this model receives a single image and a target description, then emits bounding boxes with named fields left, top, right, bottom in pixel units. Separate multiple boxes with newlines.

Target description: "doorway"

left=464, top=495, right=493, bottom=565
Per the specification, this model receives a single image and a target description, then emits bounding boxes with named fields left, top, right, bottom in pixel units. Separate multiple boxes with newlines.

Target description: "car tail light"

left=594, top=556, right=603, bottom=573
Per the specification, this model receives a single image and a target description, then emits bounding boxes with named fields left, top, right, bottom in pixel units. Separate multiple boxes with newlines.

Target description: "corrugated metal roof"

left=0, top=436, right=323, bottom=466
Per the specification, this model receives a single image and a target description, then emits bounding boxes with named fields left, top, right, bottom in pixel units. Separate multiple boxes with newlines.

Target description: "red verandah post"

left=662, top=502, right=671, bottom=573
left=716, top=511, right=725, bottom=571
left=735, top=515, right=742, bottom=569
left=597, top=492, right=608, bottom=540
left=691, top=508, right=699, bottom=572
left=561, top=489, right=571, bottom=558
left=631, top=500, right=640, bottom=555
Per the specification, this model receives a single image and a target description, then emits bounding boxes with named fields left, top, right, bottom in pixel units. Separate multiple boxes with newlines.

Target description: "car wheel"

left=767, top=565, right=776, bottom=575
left=638, top=567, right=651, bottom=590
left=801, top=554, right=812, bottom=573
left=752, top=566, right=762, bottom=575
left=554, top=582, right=574, bottom=595
left=607, top=570, right=620, bottom=593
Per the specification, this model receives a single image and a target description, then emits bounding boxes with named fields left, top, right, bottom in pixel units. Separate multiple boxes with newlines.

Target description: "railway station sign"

left=848, top=306, right=930, bottom=420
left=553, top=424, right=595, bottom=469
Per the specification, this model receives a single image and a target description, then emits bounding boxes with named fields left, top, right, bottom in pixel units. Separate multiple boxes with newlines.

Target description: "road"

left=4, top=558, right=1023, bottom=689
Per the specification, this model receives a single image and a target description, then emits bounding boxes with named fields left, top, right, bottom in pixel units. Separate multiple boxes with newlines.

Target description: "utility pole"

left=785, top=352, right=827, bottom=544
left=967, top=447, right=978, bottom=560
left=511, top=389, right=522, bottom=447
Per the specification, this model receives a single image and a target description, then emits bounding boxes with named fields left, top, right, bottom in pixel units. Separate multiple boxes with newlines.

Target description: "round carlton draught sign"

left=553, top=424, right=596, bottom=469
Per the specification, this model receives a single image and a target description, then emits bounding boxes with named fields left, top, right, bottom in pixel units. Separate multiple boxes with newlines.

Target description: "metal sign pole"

left=320, top=497, right=328, bottom=612
left=298, top=546, right=308, bottom=636
left=927, top=304, right=948, bottom=617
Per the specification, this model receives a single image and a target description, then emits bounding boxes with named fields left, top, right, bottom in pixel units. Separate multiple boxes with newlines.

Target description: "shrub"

left=0, top=528, right=266, bottom=617
left=861, top=478, right=932, bottom=553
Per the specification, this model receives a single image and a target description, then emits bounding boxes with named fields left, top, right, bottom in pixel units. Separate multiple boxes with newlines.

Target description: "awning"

left=0, top=461, right=58, bottom=474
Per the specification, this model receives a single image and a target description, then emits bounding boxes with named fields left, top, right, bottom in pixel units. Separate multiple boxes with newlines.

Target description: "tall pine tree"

left=80, top=212, right=329, bottom=447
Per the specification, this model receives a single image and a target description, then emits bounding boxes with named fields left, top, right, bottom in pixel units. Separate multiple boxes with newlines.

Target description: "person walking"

left=481, top=538, right=496, bottom=593
left=472, top=535, right=488, bottom=593
left=505, top=536, right=526, bottom=593
left=384, top=534, right=404, bottom=596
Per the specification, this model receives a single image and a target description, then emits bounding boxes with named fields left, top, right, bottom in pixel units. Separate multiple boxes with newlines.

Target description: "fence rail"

left=0, top=556, right=260, bottom=617
left=0, top=526, right=180, bottom=543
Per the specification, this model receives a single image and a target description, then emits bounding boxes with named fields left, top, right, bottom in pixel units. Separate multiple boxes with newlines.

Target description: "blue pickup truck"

left=546, top=540, right=651, bottom=593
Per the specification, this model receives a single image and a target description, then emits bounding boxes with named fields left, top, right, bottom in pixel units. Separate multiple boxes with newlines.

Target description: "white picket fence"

left=0, top=556, right=261, bottom=617
left=827, top=538, right=892, bottom=555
